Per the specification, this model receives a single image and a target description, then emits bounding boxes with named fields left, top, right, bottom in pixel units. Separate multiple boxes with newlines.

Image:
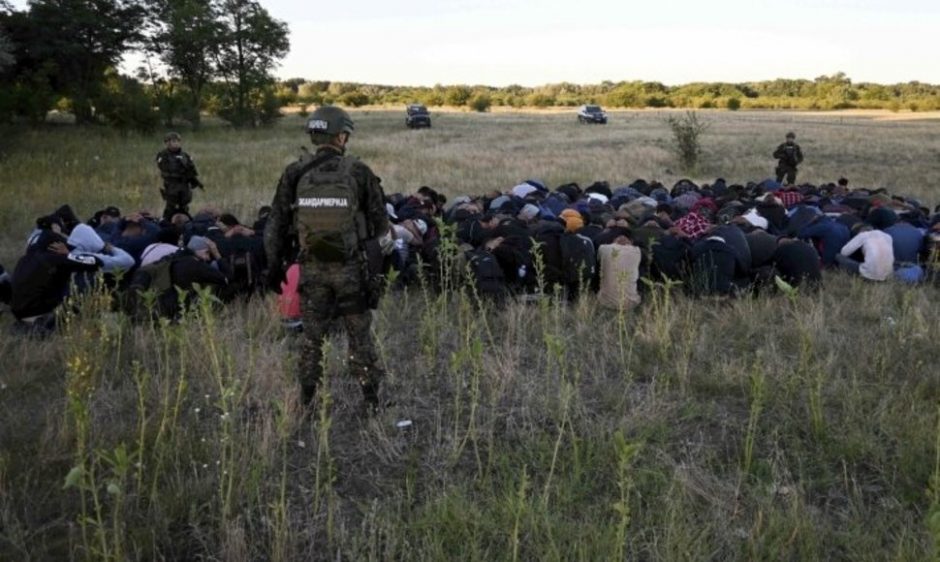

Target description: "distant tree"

left=444, top=85, right=471, bottom=106
left=527, top=93, right=555, bottom=107
left=148, top=0, right=221, bottom=128
left=338, top=90, right=369, bottom=107
left=22, top=0, right=145, bottom=124
left=96, top=68, right=158, bottom=132
left=212, top=0, right=289, bottom=126
left=726, top=97, right=741, bottom=111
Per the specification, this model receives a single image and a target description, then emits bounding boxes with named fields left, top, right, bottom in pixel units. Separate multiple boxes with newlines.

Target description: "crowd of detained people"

left=383, top=179, right=940, bottom=308
left=0, top=205, right=267, bottom=336
left=2, top=176, right=940, bottom=337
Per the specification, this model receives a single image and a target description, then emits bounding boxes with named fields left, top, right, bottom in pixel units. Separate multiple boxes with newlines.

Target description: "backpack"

left=225, top=249, right=263, bottom=296
left=558, top=232, right=596, bottom=286
left=122, top=256, right=178, bottom=320
left=294, top=156, right=367, bottom=263
left=465, top=248, right=507, bottom=299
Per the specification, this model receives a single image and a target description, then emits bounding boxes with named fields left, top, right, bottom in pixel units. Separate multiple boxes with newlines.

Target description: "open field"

left=1, top=111, right=940, bottom=560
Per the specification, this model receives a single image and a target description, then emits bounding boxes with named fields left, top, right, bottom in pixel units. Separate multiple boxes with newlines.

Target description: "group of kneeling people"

left=378, top=178, right=940, bottom=310
left=1, top=176, right=938, bottom=336
left=0, top=204, right=268, bottom=336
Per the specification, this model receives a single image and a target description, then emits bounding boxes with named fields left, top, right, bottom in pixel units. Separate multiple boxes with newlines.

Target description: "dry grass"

left=0, top=112, right=939, bottom=560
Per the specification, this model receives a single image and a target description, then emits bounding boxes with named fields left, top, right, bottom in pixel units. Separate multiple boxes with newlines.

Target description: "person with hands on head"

left=9, top=230, right=102, bottom=336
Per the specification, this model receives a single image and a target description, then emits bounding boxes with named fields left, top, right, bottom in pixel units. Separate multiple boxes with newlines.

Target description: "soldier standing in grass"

left=773, top=131, right=804, bottom=185
left=264, top=106, right=394, bottom=414
left=156, top=132, right=203, bottom=221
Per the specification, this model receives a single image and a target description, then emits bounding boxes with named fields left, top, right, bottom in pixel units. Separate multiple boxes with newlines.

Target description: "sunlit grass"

left=0, top=112, right=939, bottom=560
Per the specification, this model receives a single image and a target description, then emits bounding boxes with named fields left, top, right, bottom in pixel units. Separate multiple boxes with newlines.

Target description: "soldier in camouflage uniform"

left=156, top=132, right=203, bottom=221
left=773, top=132, right=804, bottom=185
left=264, top=106, right=394, bottom=412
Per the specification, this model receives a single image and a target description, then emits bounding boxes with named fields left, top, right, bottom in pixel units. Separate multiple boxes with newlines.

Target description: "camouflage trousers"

left=775, top=166, right=798, bottom=186
left=161, top=184, right=192, bottom=221
left=298, top=260, right=383, bottom=393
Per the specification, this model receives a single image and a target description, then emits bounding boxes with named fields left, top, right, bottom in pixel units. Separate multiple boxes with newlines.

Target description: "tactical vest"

left=294, top=156, right=368, bottom=263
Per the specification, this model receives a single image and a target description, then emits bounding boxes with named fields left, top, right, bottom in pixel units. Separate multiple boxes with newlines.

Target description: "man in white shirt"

left=836, top=224, right=895, bottom=281
left=598, top=233, right=642, bottom=310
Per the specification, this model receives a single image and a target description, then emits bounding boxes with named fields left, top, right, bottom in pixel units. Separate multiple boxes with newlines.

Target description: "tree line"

left=0, top=0, right=288, bottom=130
left=1, top=1, right=938, bottom=132
left=279, top=73, right=940, bottom=113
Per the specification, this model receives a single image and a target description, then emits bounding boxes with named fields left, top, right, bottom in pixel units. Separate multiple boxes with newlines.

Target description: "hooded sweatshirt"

left=67, top=224, right=135, bottom=272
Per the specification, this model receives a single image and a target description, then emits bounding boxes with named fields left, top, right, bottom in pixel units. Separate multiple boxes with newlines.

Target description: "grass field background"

left=0, top=110, right=939, bottom=560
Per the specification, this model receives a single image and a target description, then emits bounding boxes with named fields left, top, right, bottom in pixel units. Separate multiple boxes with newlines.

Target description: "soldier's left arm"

left=795, top=145, right=804, bottom=164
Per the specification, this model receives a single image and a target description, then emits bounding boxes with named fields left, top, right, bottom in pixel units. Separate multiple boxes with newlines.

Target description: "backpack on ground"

left=294, top=156, right=367, bottom=263
left=558, top=232, right=596, bottom=286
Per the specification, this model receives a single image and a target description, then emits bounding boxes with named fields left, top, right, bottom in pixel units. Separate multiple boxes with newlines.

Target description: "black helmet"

left=306, top=106, right=354, bottom=138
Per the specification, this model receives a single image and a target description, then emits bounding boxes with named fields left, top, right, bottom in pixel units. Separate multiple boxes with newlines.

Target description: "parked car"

left=577, top=105, right=608, bottom=124
left=406, top=104, right=432, bottom=128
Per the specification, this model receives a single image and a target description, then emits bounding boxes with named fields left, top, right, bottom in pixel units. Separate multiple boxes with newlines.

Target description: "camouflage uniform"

left=265, top=145, right=390, bottom=404
left=773, top=141, right=804, bottom=185
left=156, top=148, right=202, bottom=220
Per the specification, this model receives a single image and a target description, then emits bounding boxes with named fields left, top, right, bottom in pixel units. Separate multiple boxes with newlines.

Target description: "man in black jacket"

left=690, top=234, right=748, bottom=296
left=772, top=237, right=822, bottom=289
left=9, top=231, right=101, bottom=335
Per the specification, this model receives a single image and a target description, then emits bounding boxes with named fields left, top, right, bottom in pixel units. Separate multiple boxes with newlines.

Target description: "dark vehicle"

left=406, top=104, right=432, bottom=128
left=577, top=104, right=608, bottom=124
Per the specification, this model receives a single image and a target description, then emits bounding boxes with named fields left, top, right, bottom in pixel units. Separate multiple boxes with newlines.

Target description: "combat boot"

left=301, top=384, right=318, bottom=408
left=360, top=381, right=381, bottom=416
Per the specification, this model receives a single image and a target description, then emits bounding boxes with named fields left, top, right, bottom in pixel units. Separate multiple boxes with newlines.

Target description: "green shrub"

left=665, top=110, right=709, bottom=172
left=468, top=93, right=492, bottom=112
left=257, top=88, right=283, bottom=125
left=726, top=97, right=742, bottom=111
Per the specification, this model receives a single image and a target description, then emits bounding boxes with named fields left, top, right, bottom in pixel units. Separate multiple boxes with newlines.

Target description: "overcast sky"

left=10, top=0, right=939, bottom=85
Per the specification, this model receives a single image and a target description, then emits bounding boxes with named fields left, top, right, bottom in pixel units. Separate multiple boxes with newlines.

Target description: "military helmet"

left=164, top=131, right=181, bottom=142
left=306, top=106, right=355, bottom=138
left=786, top=131, right=796, bottom=139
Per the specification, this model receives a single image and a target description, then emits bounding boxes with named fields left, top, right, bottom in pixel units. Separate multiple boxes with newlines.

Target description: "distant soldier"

left=264, top=106, right=394, bottom=414
left=773, top=132, right=804, bottom=185
left=156, top=132, right=203, bottom=221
